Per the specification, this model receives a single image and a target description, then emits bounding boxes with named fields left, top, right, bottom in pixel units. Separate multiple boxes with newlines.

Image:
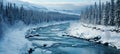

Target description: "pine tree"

left=20, top=5, right=25, bottom=22
left=102, top=2, right=110, bottom=26
left=98, top=0, right=102, bottom=25
left=109, top=0, right=115, bottom=26
left=0, top=0, right=3, bottom=14
left=94, top=2, right=98, bottom=25
left=101, top=3, right=105, bottom=25
left=89, top=5, right=93, bottom=24
left=115, top=0, right=120, bottom=28
left=108, top=2, right=111, bottom=25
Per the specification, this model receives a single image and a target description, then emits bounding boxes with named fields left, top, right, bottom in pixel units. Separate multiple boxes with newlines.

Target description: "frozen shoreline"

left=0, top=21, right=120, bottom=54
left=0, top=21, right=73, bottom=54
left=67, top=22, right=120, bottom=49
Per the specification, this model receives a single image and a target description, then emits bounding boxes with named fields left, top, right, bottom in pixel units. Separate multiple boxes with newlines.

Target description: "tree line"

left=0, top=0, right=80, bottom=36
left=80, top=0, right=120, bottom=28
left=0, top=0, right=79, bottom=26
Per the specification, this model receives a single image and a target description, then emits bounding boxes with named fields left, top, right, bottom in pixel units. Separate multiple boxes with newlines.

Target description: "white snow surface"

left=1, top=21, right=120, bottom=54
left=0, top=21, right=71, bottom=54
left=67, top=21, right=120, bottom=49
left=0, top=21, right=32, bottom=54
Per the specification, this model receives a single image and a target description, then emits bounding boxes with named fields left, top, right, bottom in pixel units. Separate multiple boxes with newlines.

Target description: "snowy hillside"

left=2, top=0, right=82, bottom=15
left=3, top=0, right=48, bottom=11
left=48, top=9, right=80, bottom=16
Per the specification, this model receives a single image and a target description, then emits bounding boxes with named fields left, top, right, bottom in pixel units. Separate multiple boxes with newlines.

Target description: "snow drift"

left=67, top=21, right=120, bottom=49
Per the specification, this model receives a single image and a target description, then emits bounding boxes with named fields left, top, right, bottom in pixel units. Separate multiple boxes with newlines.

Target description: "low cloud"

left=20, top=0, right=110, bottom=11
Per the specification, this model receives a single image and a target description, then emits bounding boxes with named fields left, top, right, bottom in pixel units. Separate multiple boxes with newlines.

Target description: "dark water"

left=25, top=23, right=120, bottom=54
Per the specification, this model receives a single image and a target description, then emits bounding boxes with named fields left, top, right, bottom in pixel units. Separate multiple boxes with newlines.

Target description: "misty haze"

left=0, top=0, right=120, bottom=54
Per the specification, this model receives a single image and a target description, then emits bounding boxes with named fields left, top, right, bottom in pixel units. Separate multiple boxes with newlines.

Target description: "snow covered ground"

left=67, top=21, right=120, bottom=49
left=0, top=22, right=32, bottom=54
left=25, top=21, right=119, bottom=54
left=0, top=21, right=120, bottom=54
left=0, top=21, right=72, bottom=54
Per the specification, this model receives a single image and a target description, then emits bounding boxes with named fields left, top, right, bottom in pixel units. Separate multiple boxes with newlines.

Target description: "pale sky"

left=20, top=0, right=110, bottom=10
left=20, top=0, right=110, bottom=4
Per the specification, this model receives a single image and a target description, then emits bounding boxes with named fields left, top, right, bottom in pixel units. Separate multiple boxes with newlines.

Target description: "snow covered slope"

left=48, top=9, right=80, bottom=16
left=3, top=0, right=48, bottom=11
left=3, top=0, right=81, bottom=15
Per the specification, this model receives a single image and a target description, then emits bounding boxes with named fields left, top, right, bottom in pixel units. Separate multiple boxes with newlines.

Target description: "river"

left=25, top=22, right=120, bottom=54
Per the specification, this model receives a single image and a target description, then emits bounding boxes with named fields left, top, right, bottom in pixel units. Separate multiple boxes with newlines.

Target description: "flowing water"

left=25, top=22, right=120, bottom=54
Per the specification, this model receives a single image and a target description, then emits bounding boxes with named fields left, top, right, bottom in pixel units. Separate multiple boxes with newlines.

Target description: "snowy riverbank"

left=0, top=21, right=120, bottom=54
left=67, top=22, right=120, bottom=49
left=0, top=21, right=73, bottom=54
